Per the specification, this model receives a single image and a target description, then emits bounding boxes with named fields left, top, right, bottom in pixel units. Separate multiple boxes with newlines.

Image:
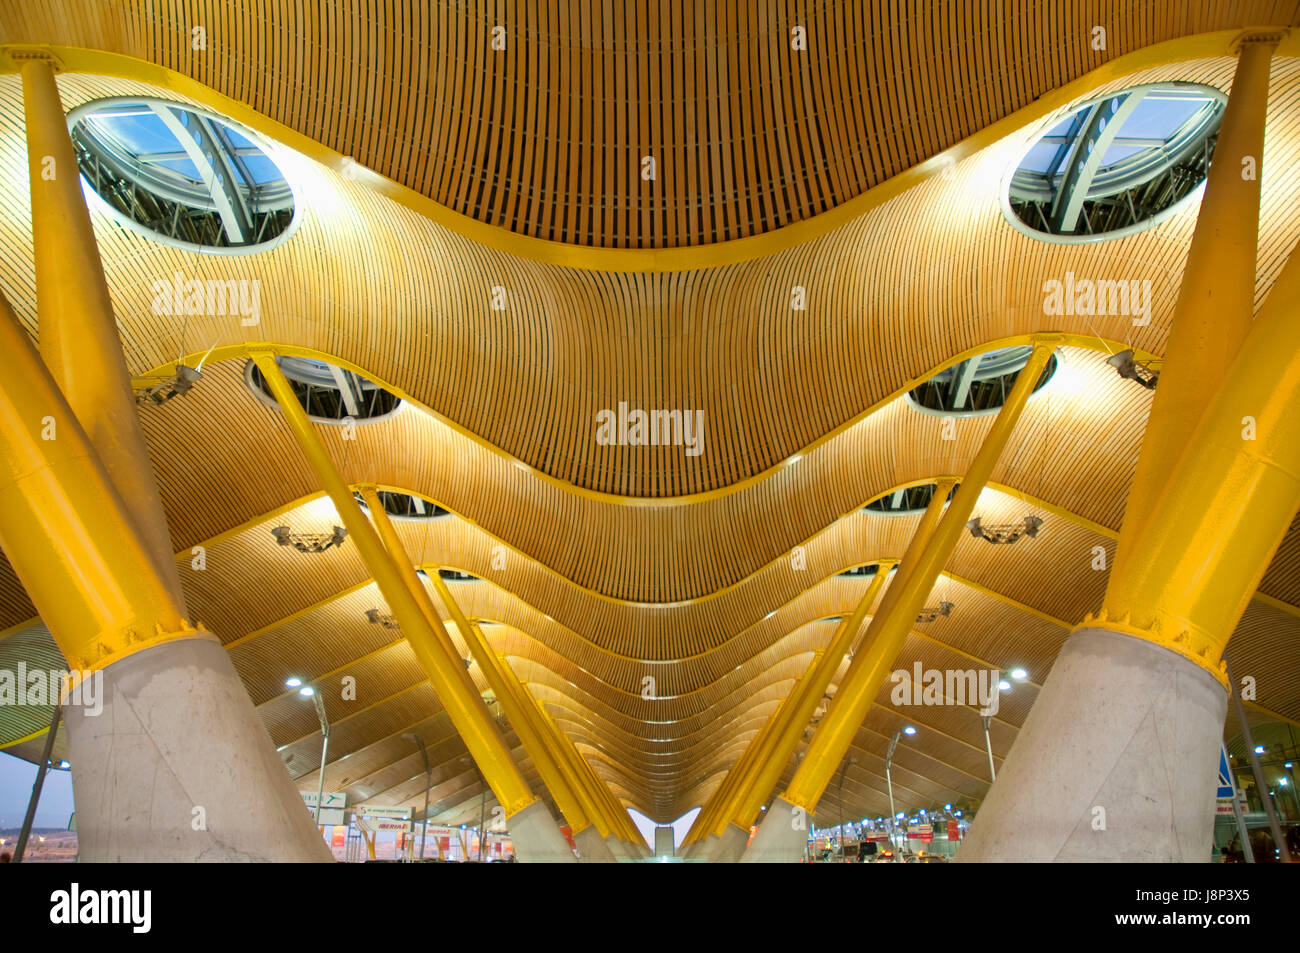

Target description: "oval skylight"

left=247, top=357, right=402, bottom=424
left=907, top=346, right=1057, bottom=416
left=1005, top=83, right=1225, bottom=241
left=864, top=483, right=958, bottom=515
left=354, top=490, right=448, bottom=520
left=68, top=97, right=297, bottom=252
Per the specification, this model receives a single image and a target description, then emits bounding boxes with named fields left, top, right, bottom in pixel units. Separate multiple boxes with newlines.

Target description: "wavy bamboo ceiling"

left=1, top=3, right=1299, bottom=825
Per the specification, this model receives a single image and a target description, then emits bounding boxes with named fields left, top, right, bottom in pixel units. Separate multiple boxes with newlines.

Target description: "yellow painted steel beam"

left=735, top=493, right=947, bottom=827
left=524, top=661, right=645, bottom=846
left=250, top=350, right=537, bottom=817
left=701, top=565, right=898, bottom=840
left=1117, top=33, right=1279, bottom=549
left=781, top=341, right=1058, bottom=813
left=488, top=648, right=621, bottom=840
left=20, top=55, right=184, bottom=610
left=537, top=698, right=646, bottom=846
left=0, top=289, right=206, bottom=672
left=718, top=559, right=901, bottom=836
left=508, top=653, right=644, bottom=843
left=683, top=699, right=783, bottom=845
left=1096, top=217, right=1300, bottom=680
left=386, top=531, right=591, bottom=835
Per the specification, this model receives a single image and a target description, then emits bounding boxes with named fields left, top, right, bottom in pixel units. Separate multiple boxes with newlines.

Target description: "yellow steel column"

left=539, top=700, right=646, bottom=847
left=0, top=290, right=200, bottom=670
left=1117, top=33, right=1279, bottom=547
left=492, top=648, right=642, bottom=843
left=1095, top=226, right=1300, bottom=677
left=684, top=701, right=783, bottom=845
left=356, top=486, right=593, bottom=835
left=718, top=557, right=900, bottom=837
left=489, top=647, right=616, bottom=839
left=251, top=351, right=537, bottom=818
left=21, top=56, right=183, bottom=606
left=780, top=342, right=1057, bottom=814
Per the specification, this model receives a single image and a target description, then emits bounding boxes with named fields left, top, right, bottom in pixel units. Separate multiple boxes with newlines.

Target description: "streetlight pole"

left=477, top=764, right=488, bottom=862
left=834, top=755, right=858, bottom=861
left=885, top=730, right=900, bottom=853
left=1225, top=656, right=1291, bottom=863
left=310, top=689, right=330, bottom=825
left=405, top=733, right=432, bottom=861
left=981, top=714, right=997, bottom=782
left=14, top=705, right=61, bottom=863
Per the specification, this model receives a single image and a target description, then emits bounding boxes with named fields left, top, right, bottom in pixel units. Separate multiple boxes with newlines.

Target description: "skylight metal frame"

left=1003, top=82, right=1226, bottom=244
left=66, top=96, right=299, bottom=254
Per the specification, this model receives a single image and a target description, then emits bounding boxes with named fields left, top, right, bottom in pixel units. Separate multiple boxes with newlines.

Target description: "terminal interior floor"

left=1, top=2, right=1299, bottom=863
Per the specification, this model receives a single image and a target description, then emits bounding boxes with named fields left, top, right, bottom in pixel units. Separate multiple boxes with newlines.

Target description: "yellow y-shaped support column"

left=707, top=557, right=903, bottom=860
left=1117, top=32, right=1279, bottom=550
left=0, top=61, right=331, bottom=861
left=743, top=342, right=1056, bottom=861
left=537, top=699, right=647, bottom=850
left=683, top=700, right=783, bottom=849
left=21, top=55, right=182, bottom=604
left=963, top=33, right=1295, bottom=863
left=494, top=650, right=647, bottom=855
left=355, top=487, right=600, bottom=856
left=0, top=290, right=195, bottom=670
left=252, top=353, right=575, bottom=862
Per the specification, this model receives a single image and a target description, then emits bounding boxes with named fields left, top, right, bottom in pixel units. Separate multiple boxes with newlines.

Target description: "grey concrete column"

left=739, top=796, right=809, bottom=862
left=64, top=636, right=333, bottom=862
left=959, top=627, right=1227, bottom=862
left=573, top=824, right=617, bottom=862
left=507, top=799, right=578, bottom=862
left=705, top=822, right=751, bottom=863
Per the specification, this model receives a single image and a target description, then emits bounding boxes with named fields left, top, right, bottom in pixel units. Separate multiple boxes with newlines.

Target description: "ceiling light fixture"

left=271, top=524, right=348, bottom=553
left=915, top=601, right=954, bottom=624
left=966, top=515, right=1043, bottom=544
left=364, top=608, right=400, bottom=630
left=1106, top=349, right=1159, bottom=389
left=135, top=364, right=202, bottom=405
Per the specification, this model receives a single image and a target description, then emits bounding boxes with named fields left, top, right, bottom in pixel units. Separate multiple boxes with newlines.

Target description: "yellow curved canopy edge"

left=2, top=30, right=1292, bottom=273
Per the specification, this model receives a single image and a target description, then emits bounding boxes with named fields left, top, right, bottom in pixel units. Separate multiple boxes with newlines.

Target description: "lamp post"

left=14, top=705, right=61, bottom=863
left=835, top=756, right=856, bottom=861
left=287, top=677, right=330, bottom=825
left=981, top=714, right=997, bottom=782
left=1224, top=657, right=1291, bottom=863
left=404, top=732, right=432, bottom=860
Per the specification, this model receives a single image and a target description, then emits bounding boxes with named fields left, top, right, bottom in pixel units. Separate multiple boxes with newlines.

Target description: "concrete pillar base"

left=602, top=835, right=634, bottom=861
left=65, top=636, right=332, bottom=862
left=682, top=833, right=713, bottom=859
left=739, top=797, right=808, bottom=863
left=959, top=627, right=1227, bottom=862
left=574, top=824, right=617, bottom=862
left=508, top=799, right=578, bottom=862
left=706, top=823, right=751, bottom=863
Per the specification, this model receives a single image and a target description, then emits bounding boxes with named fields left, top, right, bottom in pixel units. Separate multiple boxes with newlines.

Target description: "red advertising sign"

left=948, top=820, right=960, bottom=841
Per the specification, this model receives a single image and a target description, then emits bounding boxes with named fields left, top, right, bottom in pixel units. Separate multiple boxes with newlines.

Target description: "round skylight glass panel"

left=1004, top=83, right=1225, bottom=242
left=864, top=484, right=958, bottom=515
left=353, top=490, right=448, bottom=520
left=907, top=346, right=1058, bottom=416
left=67, top=97, right=298, bottom=252
left=247, top=356, right=402, bottom=424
